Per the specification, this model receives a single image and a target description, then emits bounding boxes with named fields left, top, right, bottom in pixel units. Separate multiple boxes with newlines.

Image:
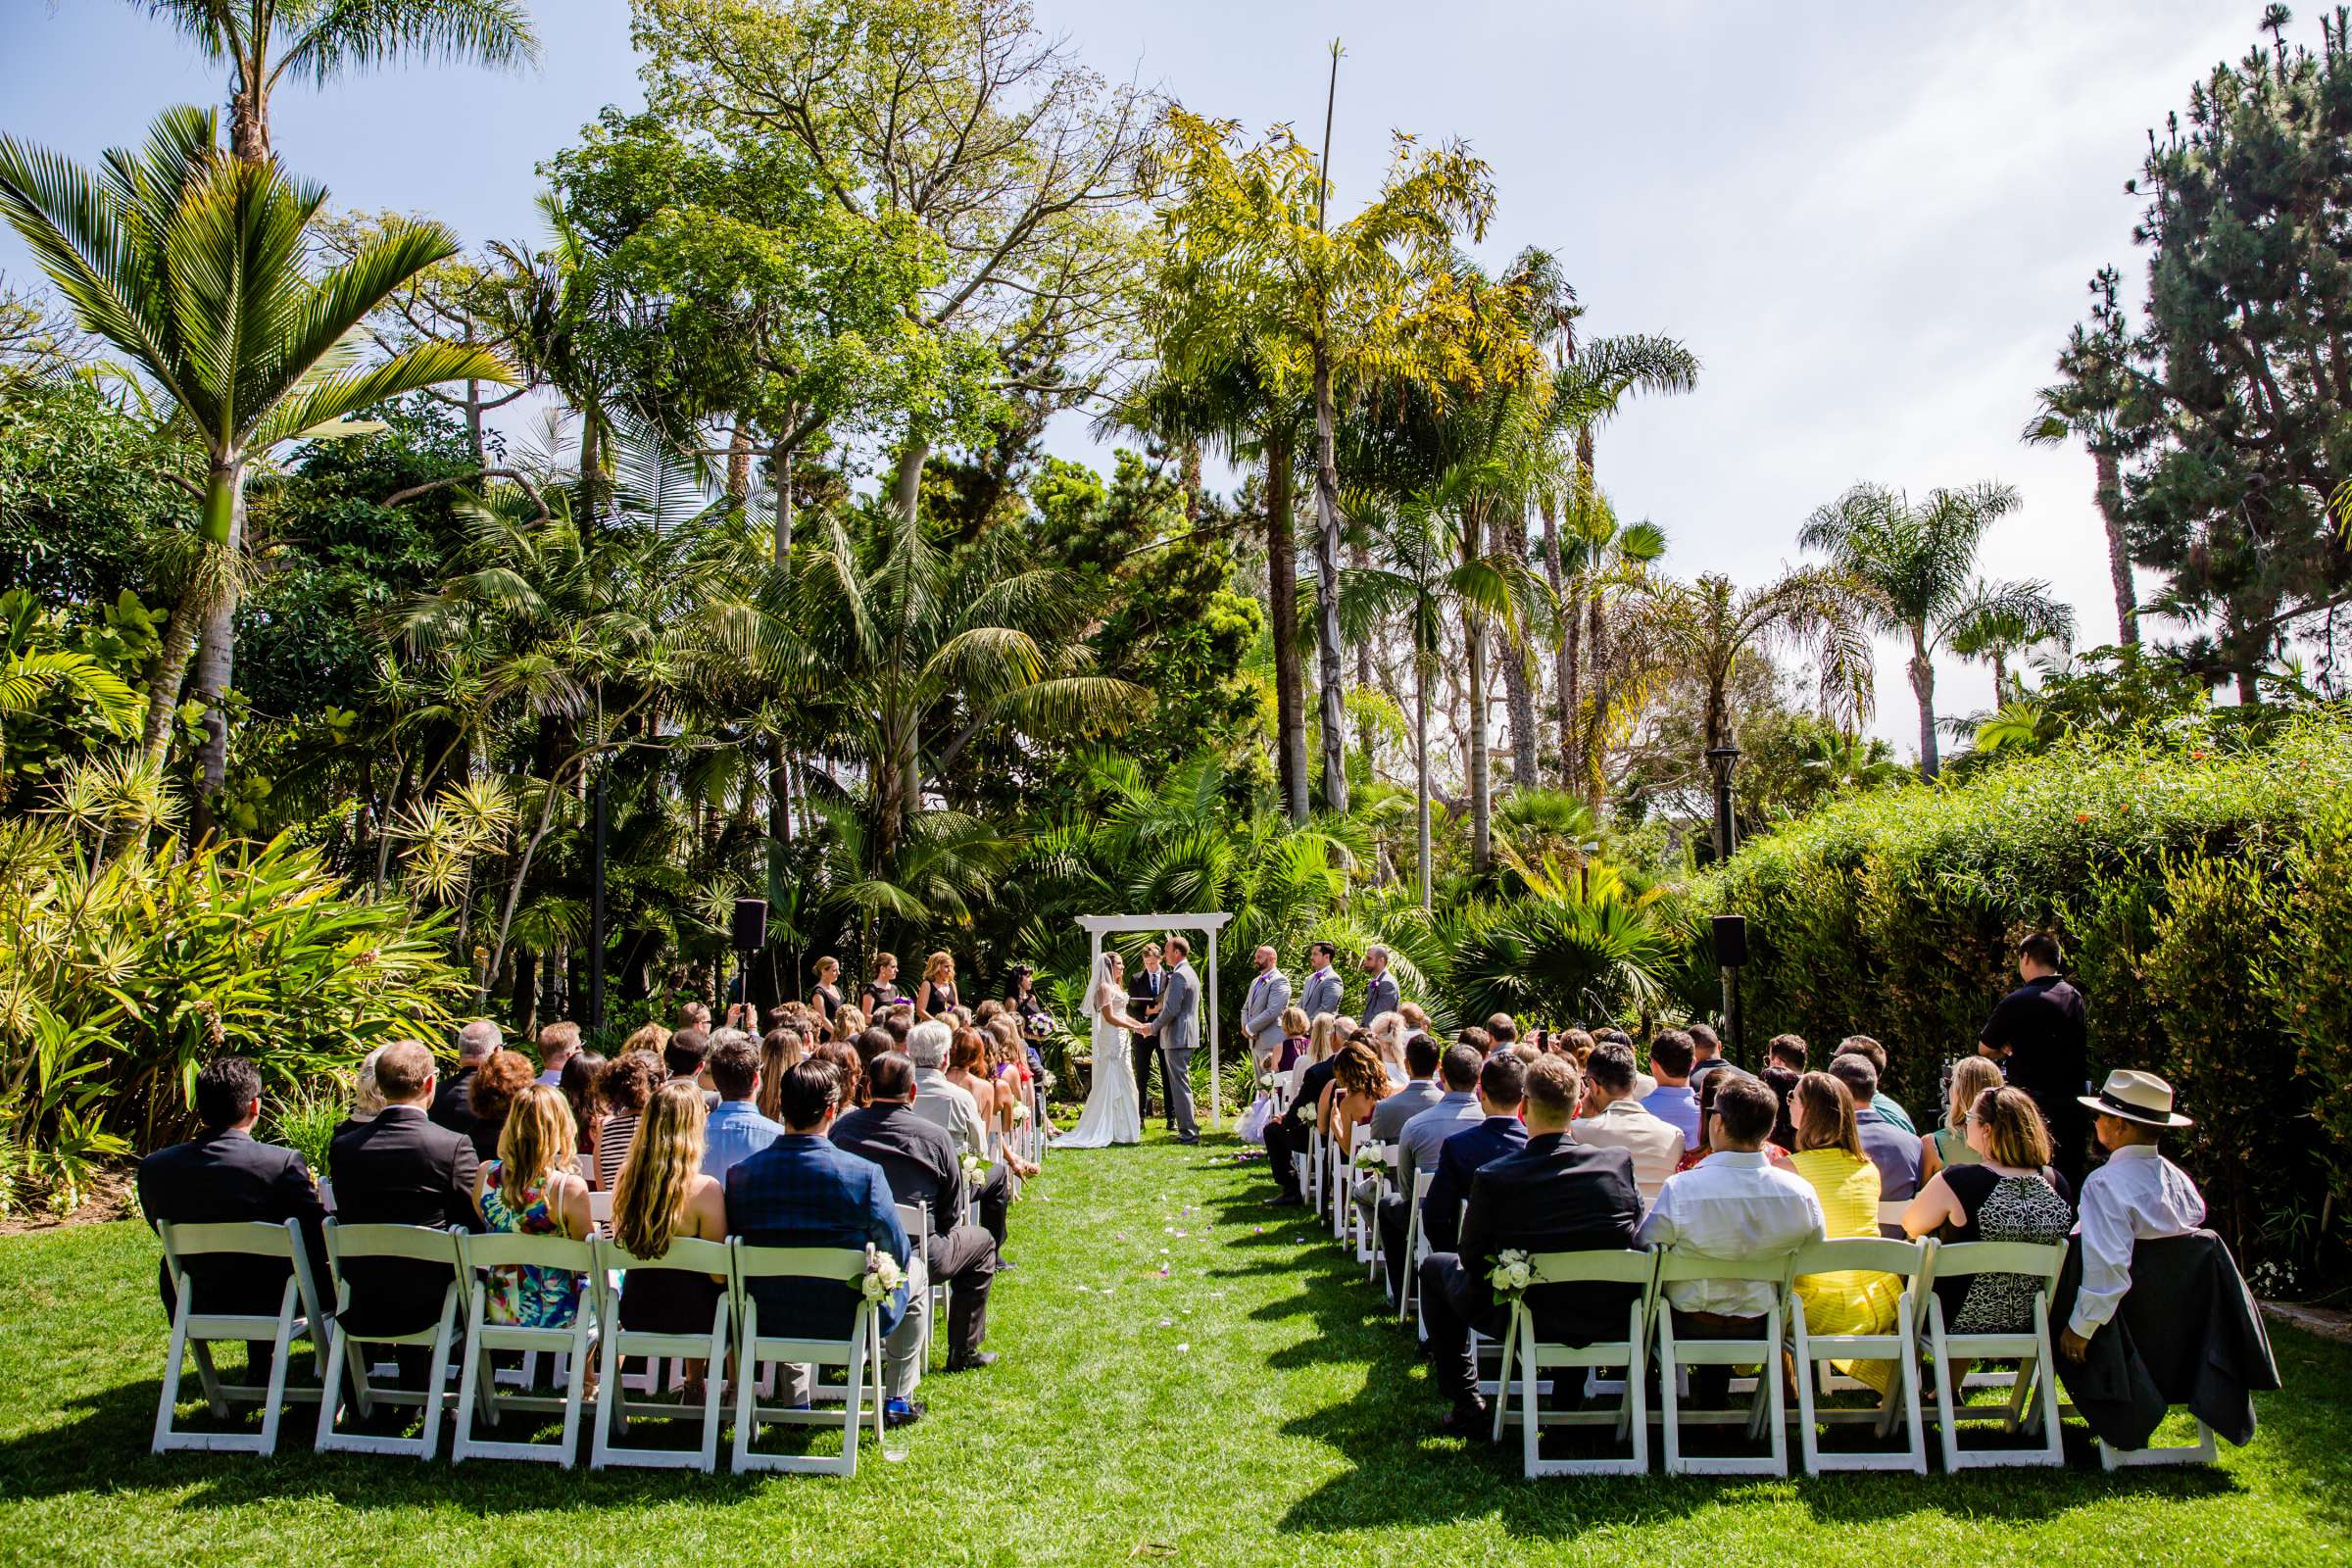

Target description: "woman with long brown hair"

left=611, top=1082, right=728, bottom=1337
left=810, top=1040, right=865, bottom=1109
left=593, top=1052, right=662, bottom=1192
left=1323, top=1040, right=1394, bottom=1152
left=755, top=1027, right=807, bottom=1123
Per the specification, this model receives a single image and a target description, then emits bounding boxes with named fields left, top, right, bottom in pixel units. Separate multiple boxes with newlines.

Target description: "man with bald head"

left=1240, top=945, right=1292, bottom=1071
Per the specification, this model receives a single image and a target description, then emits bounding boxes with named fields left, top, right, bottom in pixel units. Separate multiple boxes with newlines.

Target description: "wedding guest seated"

left=1687, top=1023, right=1729, bottom=1090
left=1760, top=1064, right=1801, bottom=1151
left=907, top=1021, right=1011, bottom=1252
left=1418, top=1054, right=1642, bottom=1435
left=558, top=1049, right=606, bottom=1176
left=1375, top=1045, right=1485, bottom=1299
left=726, top=1060, right=922, bottom=1427
left=612, top=1082, right=728, bottom=1376
left=1561, top=1029, right=1597, bottom=1074
left=1767, top=1033, right=1808, bottom=1073
left=341, top=1045, right=391, bottom=1132
left=1678, top=1063, right=1792, bottom=1175
left=757, top=1027, right=807, bottom=1122
left=621, top=1021, right=671, bottom=1059
left=1373, top=1034, right=1446, bottom=1141
left=327, top=1041, right=481, bottom=1366
left=848, top=1027, right=892, bottom=1105
left=1834, top=1035, right=1915, bottom=1134
left=1829, top=1053, right=1922, bottom=1201
left=429, top=1020, right=500, bottom=1134
left=1486, top=1013, right=1519, bottom=1050
left=593, top=1052, right=662, bottom=1192
left=1903, top=1085, right=2074, bottom=1367
left=831, top=1004, right=866, bottom=1046
left=702, top=1032, right=784, bottom=1182
left=675, top=1001, right=712, bottom=1035
left=1569, top=1042, right=1683, bottom=1202
left=1638, top=1073, right=1827, bottom=1405
left=665, top=1028, right=715, bottom=1104
left=1644, top=1030, right=1701, bottom=1151
left=1785, top=1071, right=1902, bottom=1394
left=1367, top=1013, right=1410, bottom=1086
left=1267, top=1015, right=1347, bottom=1204
left=471, top=1085, right=593, bottom=1329
left=136, top=1055, right=328, bottom=1381
left=1325, top=1040, right=1395, bottom=1154
left=1421, top=1051, right=1530, bottom=1254
left=2048, top=1070, right=2278, bottom=1448
left=1921, top=1055, right=2005, bottom=1181
left=535, top=1021, right=580, bottom=1089
left=813, top=1040, right=867, bottom=1112
left=1275, top=1006, right=1311, bottom=1074
left=1457, top=1026, right=1493, bottom=1059
left=832, top=1052, right=1001, bottom=1375
left=463, top=1049, right=537, bottom=1162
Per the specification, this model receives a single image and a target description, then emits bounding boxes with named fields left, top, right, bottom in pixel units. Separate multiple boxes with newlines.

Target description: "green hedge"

left=1685, top=711, right=2352, bottom=1286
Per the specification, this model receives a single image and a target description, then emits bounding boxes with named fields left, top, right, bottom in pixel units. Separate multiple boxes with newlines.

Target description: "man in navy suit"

left=1419, top=1054, right=1644, bottom=1435
left=725, top=1057, right=923, bottom=1425
left=137, top=1055, right=328, bottom=1378
left=1418, top=1051, right=1530, bottom=1254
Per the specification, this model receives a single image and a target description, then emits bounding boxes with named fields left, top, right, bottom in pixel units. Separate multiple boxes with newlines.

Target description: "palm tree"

left=1800, top=481, right=2066, bottom=778
left=1562, top=504, right=1669, bottom=809
left=0, top=107, right=513, bottom=828
left=2023, top=280, right=2139, bottom=648
left=1622, top=569, right=1879, bottom=759
left=1949, top=580, right=2077, bottom=703
left=129, top=0, right=538, bottom=164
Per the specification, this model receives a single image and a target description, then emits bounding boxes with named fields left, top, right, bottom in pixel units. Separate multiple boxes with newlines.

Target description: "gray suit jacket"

left=1369, top=1079, right=1445, bottom=1143
left=1362, top=969, right=1400, bottom=1022
left=1241, top=968, right=1291, bottom=1054
left=1155, top=960, right=1200, bottom=1054
left=1298, top=965, right=1343, bottom=1021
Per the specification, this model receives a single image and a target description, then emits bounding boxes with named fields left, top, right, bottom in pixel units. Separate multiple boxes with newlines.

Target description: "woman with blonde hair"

left=1274, top=1005, right=1311, bottom=1074
left=755, top=1027, right=808, bottom=1123
left=1921, top=1054, right=2005, bottom=1180
left=1367, top=1012, right=1409, bottom=1087
left=1288, top=1011, right=1346, bottom=1105
left=471, top=1085, right=593, bottom=1328
left=611, top=1082, right=728, bottom=1337
left=915, top=952, right=958, bottom=1021
left=1785, top=1071, right=1902, bottom=1393
left=809, top=956, right=845, bottom=1027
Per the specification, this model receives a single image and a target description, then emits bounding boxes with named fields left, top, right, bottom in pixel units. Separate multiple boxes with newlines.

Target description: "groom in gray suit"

left=1141, top=935, right=1201, bottom=1145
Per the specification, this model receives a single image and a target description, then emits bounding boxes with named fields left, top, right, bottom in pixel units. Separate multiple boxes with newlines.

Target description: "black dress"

left=1933, top=1163, right=2076, bottom=1334
left=919, top=980, right=957, bottom=1017
left=617, top=1230, right=727, bottom=1334
left=812, top=982, right=843, bottom=1024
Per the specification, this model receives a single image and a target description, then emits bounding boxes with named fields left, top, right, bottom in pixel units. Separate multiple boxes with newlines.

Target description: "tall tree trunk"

left=465, top=381, right=486, bottom=466
left=1181, top=442, right=1202, bottom=524
left=1265, top=427, right=1307, bottom=823
left=139, top=601, right=202, bottom=770
left=1499, top=503, right=1539, bottom=791
left=1541, top=495, right=1576, bottom=787
left=2093, top=448, right=2138, bottom=647
left=1581, top=586, right=1610, bottom=811
left=1909, top=634, right=1940, bottom=779
left=1352, top=537, right=1375, bottom=770
left=726, top=423, right=753, bottom=499
left=772, top=437, right=795, bottom=563
left=1414, top=643, right=1432, bottom=909
left=1464, top=508, right=1492, bottom=873
left=893, top=438, right=929, bottom=533
left=1311, top=340, right=1349, bottom=815
left=185, top=463, right=245, bottom=841
left=1991, top=649, right=2011, bottom=702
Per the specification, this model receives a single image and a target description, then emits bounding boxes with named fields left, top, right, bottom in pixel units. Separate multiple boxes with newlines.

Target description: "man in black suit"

left=1128, top=943, right=1167, bottom=1124
left=136, top=1055, right=329, bottom=1377
left=326, top=1040, right=481, bottom=1370
left=1419, top=1051, right=1532, bottom=1254
left=1419, top=1054, right=1643, bottom=1435
left=428, top=1019, right=501, bottom=1135
left=830, top=1052, right=1001, bottom=1373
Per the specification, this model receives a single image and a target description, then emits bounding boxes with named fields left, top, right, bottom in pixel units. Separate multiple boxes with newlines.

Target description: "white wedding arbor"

left=1077, top=912, right=1234, bottom=1128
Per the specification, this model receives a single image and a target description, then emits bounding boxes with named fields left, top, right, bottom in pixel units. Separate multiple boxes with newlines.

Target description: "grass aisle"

left=0, top=1131, right=2348, bottom=1565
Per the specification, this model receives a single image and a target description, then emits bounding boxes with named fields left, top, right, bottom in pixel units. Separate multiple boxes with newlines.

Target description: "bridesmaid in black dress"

left=915, top=950, right=960, bottom=1021
left=809, top=956, right=845, bottom=1026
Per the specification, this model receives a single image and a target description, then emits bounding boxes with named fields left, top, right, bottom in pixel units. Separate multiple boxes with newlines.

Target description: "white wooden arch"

left=1077, top=912, right=1234, bottom=1128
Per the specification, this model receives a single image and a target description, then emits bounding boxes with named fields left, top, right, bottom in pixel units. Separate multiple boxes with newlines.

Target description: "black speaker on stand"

left=1711, top=914, right=1748, bottom=1061
left=730, top=898, right=768, bottom=1026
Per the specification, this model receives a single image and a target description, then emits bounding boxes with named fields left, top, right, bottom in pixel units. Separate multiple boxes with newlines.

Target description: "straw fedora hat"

left=2077, top=1068, right=2193, bottom=1129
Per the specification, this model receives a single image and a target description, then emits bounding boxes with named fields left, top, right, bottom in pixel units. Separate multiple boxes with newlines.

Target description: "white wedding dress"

left=1055, top=979, right=1143, bottom=1148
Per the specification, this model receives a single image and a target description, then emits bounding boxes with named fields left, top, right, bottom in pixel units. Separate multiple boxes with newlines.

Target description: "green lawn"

left=2, top=1132, right=2347, bottom=1566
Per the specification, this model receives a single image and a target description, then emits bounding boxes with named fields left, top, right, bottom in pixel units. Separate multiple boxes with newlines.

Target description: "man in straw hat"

left=2058, top=1068, right=2204, bottom=1363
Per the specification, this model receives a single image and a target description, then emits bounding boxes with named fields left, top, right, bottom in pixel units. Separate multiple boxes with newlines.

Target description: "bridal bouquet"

left=1488, top=1248, right=1537, bottom=1302
left=861, top=1250, right=906, bottom=1304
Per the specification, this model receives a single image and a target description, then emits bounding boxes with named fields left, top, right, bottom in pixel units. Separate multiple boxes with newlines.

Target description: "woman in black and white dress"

left=1903, top=1084, right=2075, bottom=1335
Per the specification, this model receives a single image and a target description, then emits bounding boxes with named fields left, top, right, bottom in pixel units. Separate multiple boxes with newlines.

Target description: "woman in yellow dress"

left=1786, top=1071, right=1903, bottom=1394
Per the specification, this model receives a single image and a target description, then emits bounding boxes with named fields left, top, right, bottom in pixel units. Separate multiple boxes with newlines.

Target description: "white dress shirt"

left=1572, top=1099, right=1687, bottom=1203
left=1637, top=1151, right=1827, bottom=1317
left=2068, top=1143, right=2206, bottom=1339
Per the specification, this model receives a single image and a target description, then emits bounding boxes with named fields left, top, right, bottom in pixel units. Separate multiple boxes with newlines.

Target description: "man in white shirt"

left=1638, top=1073, right=1826, bottom=1404
left=1571, top=1043, right=1685, bottom=1202
left=534, top=1020, right=579, bottom=1089
left=2060, top=1069, right=2206, bottom=1362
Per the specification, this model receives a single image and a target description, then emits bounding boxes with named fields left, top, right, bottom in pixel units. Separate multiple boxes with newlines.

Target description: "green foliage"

left=0, top=375, right=188, bottom=607
left=1689, top=710, right=2352, bottom=1268
left=1448, top=878, right=1672, bottom=1030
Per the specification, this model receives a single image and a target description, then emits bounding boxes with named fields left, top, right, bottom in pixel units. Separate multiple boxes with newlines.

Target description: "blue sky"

left=1, top=1, right=2270, bottom=750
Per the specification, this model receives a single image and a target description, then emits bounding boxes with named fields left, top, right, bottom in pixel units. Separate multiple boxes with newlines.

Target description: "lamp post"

left=1704, top=741, right=1741, bottom=863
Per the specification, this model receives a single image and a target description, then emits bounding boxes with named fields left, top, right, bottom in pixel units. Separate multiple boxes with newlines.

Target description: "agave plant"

left=1448, top=886, right=1673, bottom=1030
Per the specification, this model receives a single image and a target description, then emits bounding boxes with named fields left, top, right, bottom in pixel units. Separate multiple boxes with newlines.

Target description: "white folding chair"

left=588, top=1235, right=732, bottom=1472
left=2100, top=1420, right=2219, bottom=1470
left=730, top=1242, right=887, bottom=1475
left=1363, top=1145, right=1399, bottom=1282
left=1304, top=1126, right=1325, bottom=1214
left=1877, top=1200, right=1909, bottom=1229
left=1787, top=1236, right=1931, bottom=1475
left=1399, top=1169, right=1436, bottom=1324
left=1490, top=1249, right=1659, bottom=1476
left=1914, top=1239, right=2068, bottom=1469
left=151, top=1219, right=329, bottom=1455
left=1654, top=1247, right=1795, bottom=1476
left=588, top=1190, right=615, bottom=1231
left=315, top=1220, right=464, bottom=1459
left=451, top=1232, right=597, bottom=1466
left=894, top=1201, right=946, bottom=1371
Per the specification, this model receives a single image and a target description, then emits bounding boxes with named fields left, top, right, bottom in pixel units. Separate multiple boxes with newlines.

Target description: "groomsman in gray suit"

left=1240, top=946, right=1291, bottom=1068
left=1361, top=945, right=1401, bottom=1023
left=1140, top=935, right=1201, bottom=1145
left=1298, top=941, right=1344, bottom=1022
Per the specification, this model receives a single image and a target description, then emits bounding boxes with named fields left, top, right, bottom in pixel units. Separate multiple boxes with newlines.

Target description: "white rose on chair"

left=1487, top=1248, right=1537, bottom=1301
left=1351, top=1146, right=1384, bottom=1172
left=861, top=1250, right=906, bottom=1304
left=1011, top=1100, right=1031, bottom=1124
left=1258, top=1070, right=1280, bottom=1089
left=959, top=1152, right=986, bottom=1187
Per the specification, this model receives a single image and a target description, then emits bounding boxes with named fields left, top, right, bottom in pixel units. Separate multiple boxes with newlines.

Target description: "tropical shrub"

left=1684, top=710, right=2352, bottom=1272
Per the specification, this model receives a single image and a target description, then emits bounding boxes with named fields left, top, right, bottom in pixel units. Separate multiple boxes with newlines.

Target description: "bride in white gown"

left=1054, top=951, right=1146, bottom=1148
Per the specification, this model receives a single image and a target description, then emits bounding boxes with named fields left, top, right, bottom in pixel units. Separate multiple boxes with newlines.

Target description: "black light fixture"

left=1704, top=742, right=1742, bottom=863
